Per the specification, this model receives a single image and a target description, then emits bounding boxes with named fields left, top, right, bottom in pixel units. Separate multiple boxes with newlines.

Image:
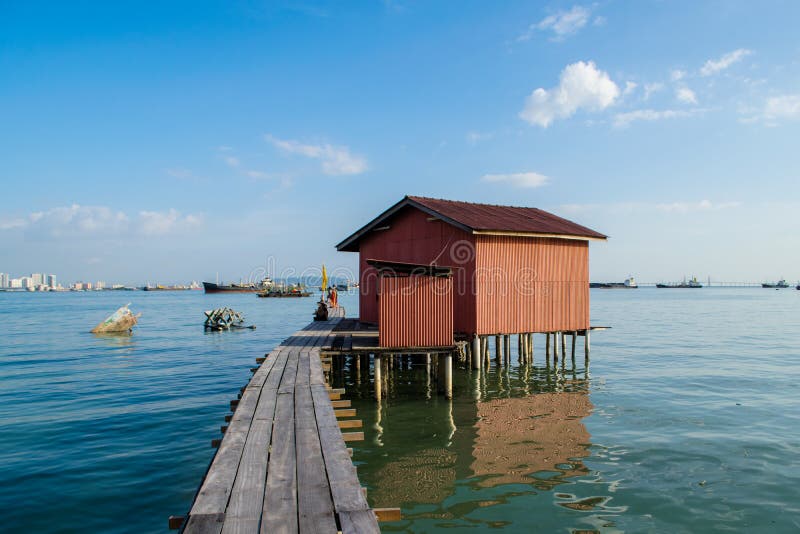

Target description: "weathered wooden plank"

left=330, top=400, right=351, bottom=408
left=261, top=347, right=300, bottom=534
left=374, top=508, right=402, bottom=522
left=222, top=417, right=274, bottom=531
left=295, top=352, right=338, bottom=534
left=188, top=430, right=248, bottom=517
left=310, top=385, right=372, bottom=515
left=334, top=409, right=357, bottom=418
left=183, top=513, right=226, bottom=534
left=337, top=510, right=380, bottom=534
left=218, top=518, right=259, bottom=534
left=338, top=420, right=362, bottom=429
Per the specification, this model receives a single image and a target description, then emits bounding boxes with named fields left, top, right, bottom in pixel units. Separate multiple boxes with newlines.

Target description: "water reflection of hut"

left=471, top=392, right=593, bottom=489
left=369, top=448, right=458, bottom=508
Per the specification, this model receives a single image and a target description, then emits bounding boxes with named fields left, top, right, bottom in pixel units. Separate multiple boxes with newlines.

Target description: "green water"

left=334, top=289, right=800, bottom=532
left=0, top=288, right=798, bottom=532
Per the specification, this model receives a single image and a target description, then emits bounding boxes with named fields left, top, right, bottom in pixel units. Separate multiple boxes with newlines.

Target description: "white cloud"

left=763, top=94, right=800, bottom=120
left=613, top=108, right=699, bottom=128
left=1, top=204, right=201, bottom=239
left=481, top=172, right=549, bottom=188
left=265, top=135, right=368, bottom=175
left=466, top=130, right=494, bottom=144
left=623, top=81, right=638, bottom=97
left=643, top=82, right=664, bottom=100
left=557, top=200, right=742, bottom=214
left=518, top=6, right=593, bottom=42
left=656, top=200, right=741, bottom=213
left=676, top=87, right=698, bottom=105
left=700, top=48, right=752, bottom=76
left=670, top=69, right=686, bottom=82
left=520, top=61, right=620, bottom=127
left=740, top=94, right=800, bottom=124
left=0, top=218, right=27, bottom=230
left=223, top=156, right=240, bottom=168
left=138, top=209, right=202, bottom=236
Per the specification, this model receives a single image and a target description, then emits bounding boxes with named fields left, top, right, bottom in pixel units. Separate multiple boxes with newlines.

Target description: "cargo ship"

left=203, top=277, right=273, bottom=294
left=656, top=276, right=702, bottom=288
left=590, top=276, right=638, bottom=289
left=762, top=279, right=790, bottom=288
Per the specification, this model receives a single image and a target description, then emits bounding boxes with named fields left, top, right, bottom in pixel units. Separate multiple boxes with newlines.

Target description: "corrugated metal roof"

left=337, top=196, right=606, bottom=251
left=409, top=196, right=607, bottom=239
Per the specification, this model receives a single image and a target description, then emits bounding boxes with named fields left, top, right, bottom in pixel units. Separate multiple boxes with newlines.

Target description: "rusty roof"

left=336, top=195, right=606, bottom=251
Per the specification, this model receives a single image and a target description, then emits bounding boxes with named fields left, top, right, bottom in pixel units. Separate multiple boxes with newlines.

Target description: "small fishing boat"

left=762, top=279, right=789, bottom=288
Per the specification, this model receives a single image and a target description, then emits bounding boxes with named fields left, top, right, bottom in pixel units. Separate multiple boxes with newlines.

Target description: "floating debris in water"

left=91, top=303, right=141, bottom=334
left=204, top=307, right=256, bottom=331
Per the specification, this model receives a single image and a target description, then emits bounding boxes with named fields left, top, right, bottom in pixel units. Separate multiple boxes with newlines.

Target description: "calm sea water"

left=0, top=289, right=798, bottom=533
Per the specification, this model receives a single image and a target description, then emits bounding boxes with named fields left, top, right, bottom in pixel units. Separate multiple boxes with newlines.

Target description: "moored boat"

left=762, top=279, right=789, bottom=288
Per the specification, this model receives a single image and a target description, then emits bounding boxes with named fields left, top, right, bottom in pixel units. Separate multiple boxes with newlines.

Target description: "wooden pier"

left=178, top=308, right=380, bottom=534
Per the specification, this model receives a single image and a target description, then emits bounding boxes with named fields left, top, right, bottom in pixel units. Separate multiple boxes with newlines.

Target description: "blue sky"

left=2, top=1, right=799, bottom=285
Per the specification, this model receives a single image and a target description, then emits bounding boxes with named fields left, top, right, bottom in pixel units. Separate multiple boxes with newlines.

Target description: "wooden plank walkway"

left=182, top=308, right=379, bottom=534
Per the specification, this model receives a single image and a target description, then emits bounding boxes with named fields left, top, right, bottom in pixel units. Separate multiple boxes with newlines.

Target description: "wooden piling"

left=585, top=329, right=591, bottom=359
left=472, top=335, right=481, bottom=369
left=495, top=335, right=501, bottom=365
left=374, top=354, right=382, bottom=400
left=545, top=333, right=551, bottom=361
left=443, top=352, right=453, bottom=399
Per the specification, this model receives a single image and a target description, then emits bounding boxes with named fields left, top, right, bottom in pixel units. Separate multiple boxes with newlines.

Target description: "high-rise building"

left=0, top=273, right=8, bottom=288
left=95, top=280, right=105, bottom=289
left=31, top=273, right=44, bottom=286
left=10, top=278, right=22, bottom=288
left=47, top=274, right=57, bottom=289
left=20, top=277, right=34, bottom=289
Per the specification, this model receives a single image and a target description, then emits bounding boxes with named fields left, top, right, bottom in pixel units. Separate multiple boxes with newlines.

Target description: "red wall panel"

left=379, top=276, right=454, bottom=348
left=358, top=206, right=476, bottom=334
left=475, top=236, right=590, bottom=334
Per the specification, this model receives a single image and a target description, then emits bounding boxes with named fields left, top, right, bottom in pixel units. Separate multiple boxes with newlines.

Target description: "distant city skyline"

left=2, top=2, right=799, bottom=283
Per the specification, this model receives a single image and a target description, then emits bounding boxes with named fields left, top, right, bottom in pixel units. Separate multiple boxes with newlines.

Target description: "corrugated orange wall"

left=379, top=276, right=454, bottom=348
left=358, top=206, right=476, bottom=333
left=475, top=236, right=589, bottom=334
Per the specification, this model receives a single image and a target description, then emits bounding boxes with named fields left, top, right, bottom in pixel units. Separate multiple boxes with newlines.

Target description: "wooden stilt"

left=585, top=329, right=591, bottom=359
left=443, top=352, right=453, bottom=399
left=482, top=336, right=489, bottom=367
left=374, top=354, right=382, bottom=400
left=571, top=332, right=577, bottom=360
left=528, top=333, right=534, bottom=363
left=545, top=333, right=551, bottom=361
left=472, top=335, right=481, bottom=369
left=495, top=335, right=501, bottom=365
left=561, top=331, right=567, bottom=358
left=504, top=335, right=511, bottom=365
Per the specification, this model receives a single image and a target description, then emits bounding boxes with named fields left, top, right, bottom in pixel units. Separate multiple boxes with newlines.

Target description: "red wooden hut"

left=336, top=196, right=606, bottom=347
